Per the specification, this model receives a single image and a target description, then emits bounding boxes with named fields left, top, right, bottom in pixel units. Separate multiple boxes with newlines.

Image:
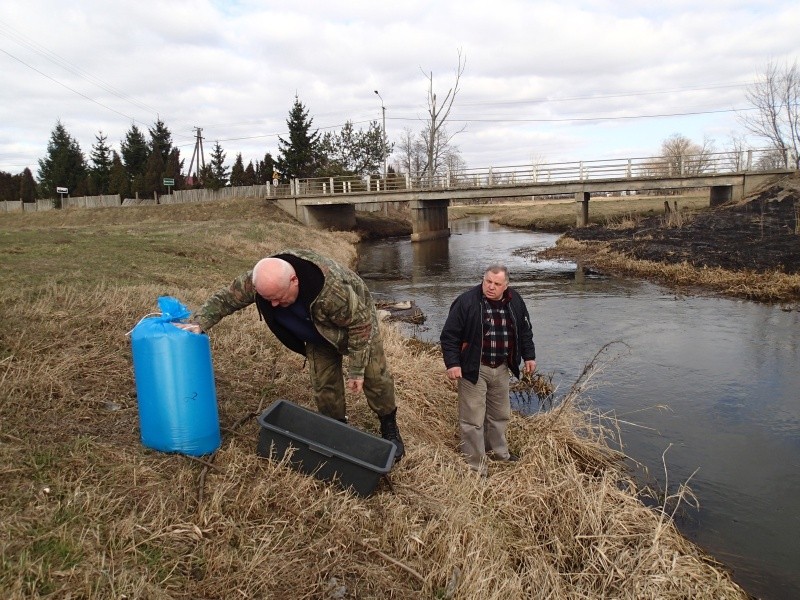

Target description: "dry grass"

left=449, top=193, right=710, bottom=232
left=0, top=198, right=749, bottom=598
left=543, top=237, right=800, bottom=304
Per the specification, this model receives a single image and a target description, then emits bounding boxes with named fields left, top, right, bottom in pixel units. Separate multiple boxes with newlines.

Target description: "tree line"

left=0, top=95, right=393, bottom=205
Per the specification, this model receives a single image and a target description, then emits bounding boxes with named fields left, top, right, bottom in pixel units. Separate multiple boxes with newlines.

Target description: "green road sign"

left=163, top=178, right=175, bottom=186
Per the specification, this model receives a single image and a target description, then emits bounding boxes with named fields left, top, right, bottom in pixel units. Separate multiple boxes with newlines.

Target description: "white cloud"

left=0, top=0, right=797, bottom=177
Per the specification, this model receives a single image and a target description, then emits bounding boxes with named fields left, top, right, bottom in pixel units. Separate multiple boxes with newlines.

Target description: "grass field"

left=449, top=192, right=711, bottom=231
left=0, top=198, right=749, bottom=598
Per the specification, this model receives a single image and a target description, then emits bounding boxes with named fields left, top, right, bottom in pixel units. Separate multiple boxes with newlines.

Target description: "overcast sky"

left=1, top=0, right=798, bottom=178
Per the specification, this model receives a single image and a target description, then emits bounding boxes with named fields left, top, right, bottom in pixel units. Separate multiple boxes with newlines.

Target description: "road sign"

left=163, top=178, right=175, bottom=186
left=56, top=187, right=68, bottom=194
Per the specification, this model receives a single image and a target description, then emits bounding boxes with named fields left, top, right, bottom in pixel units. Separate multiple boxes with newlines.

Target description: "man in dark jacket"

left=177, top=248, right=404, bottom=461
left=440, top=264, right=536, bottom=475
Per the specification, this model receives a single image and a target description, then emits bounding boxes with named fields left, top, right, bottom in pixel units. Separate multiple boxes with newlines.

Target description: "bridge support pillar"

left=575, top=191, right=590, bottom=227
left=410, top=198, right=450, bottom=242
left=709, top=185, right=735, bottom=207
left=276, top=198, right=356, bottom=230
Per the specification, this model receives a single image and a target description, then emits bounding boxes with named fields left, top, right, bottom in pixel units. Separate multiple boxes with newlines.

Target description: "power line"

left=387, top=106, right=755, bottom=125
left=456, top=81, right=750, bottom=108
left=1, top=47, right=139, bottom=122
left=0, top=20, right=161, bottom=116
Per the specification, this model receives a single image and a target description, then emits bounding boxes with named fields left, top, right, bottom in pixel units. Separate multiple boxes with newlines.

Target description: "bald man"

left=180, top=248, right=404, bottom=461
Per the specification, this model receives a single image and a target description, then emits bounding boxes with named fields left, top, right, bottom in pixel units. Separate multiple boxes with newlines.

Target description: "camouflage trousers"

left=305, top=332, right=396, bottom=420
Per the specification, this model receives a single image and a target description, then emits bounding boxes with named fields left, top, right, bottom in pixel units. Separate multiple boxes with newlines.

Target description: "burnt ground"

left=566, top=177, right=800, bottom=275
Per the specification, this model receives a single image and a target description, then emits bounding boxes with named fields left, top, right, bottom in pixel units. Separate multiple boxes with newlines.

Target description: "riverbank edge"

left=538, top=236, right=800, bottom=307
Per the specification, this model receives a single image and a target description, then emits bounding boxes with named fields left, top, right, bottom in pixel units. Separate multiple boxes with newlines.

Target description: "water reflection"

left=411, top=237, right=449, bottom=279
left=358, top=216, right=800, bottom=600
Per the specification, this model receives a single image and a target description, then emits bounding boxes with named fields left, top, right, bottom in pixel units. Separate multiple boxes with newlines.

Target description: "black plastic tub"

left=256, top=399, right=396, bottom=497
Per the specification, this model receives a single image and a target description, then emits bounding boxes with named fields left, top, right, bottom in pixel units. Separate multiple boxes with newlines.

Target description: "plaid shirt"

left=481, top=292, right=515, bottom=367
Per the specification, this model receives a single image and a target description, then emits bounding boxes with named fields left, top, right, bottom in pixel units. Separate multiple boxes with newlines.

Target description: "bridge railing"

left=288, top=147, right=794, bottom=197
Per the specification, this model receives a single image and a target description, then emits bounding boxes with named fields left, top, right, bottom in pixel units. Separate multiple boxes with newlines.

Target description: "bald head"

left=252, top=257, right=299, bottom=307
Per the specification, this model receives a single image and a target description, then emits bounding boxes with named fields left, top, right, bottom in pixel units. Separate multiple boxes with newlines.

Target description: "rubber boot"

left=378, top=408, right=405, bottom=462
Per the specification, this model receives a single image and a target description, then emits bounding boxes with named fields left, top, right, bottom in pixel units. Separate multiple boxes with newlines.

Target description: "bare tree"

left=724, top=133, right=749, bottom=171
left=394, top=127, right=426, bottom=183
left=420, top=49, right=466, bottom=186
left=739, top=60, right=800, bottom=169
left=659, top=133, right=715, bottom=175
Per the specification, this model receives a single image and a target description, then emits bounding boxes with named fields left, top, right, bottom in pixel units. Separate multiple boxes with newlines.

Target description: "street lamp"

left=374, top=90, right=387, bottom=182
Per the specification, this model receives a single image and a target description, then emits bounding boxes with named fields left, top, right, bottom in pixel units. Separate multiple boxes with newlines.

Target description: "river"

left=358, top=216, right=800, bottom=600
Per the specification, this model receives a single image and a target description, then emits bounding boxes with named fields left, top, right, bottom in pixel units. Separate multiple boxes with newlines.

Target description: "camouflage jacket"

left=191, top=248, right=378, bottom=379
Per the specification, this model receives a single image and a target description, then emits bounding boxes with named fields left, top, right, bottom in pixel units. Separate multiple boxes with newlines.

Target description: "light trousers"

left=457, top=363, right=511, bottom=474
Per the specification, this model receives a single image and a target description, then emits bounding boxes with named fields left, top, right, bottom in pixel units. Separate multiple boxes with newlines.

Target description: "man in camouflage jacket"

left=185, top=248, right=404, bottom=460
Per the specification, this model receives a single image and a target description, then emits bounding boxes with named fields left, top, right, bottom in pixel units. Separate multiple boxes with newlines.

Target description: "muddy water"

left=358, top=217, right=800, bottom=600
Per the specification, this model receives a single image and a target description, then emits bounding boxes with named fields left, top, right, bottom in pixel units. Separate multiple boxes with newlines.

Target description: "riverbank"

left=0, top=199, right=750, bottom=598
left=539, top=176, right=800, bottom=304
left=444, top=178, right=800, bottom=305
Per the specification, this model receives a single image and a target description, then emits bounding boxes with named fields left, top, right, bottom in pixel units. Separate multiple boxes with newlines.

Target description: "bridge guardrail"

left=287, top=147, right=796, bottom=197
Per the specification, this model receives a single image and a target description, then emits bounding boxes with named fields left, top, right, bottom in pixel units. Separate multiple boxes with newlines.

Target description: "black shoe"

left=488, top=451, right=519, bottom=462
left=378, top=408, right=405, bottom=462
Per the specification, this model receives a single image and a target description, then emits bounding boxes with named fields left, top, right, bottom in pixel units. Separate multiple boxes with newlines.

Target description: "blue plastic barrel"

left=130, top=297, right=221, bottom=456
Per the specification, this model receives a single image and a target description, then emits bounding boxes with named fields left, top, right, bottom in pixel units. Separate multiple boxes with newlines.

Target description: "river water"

left=358, top=217, right=800, bottom=600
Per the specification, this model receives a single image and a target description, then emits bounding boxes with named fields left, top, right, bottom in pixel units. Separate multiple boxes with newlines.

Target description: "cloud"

left=0, top=0, right=797, bottom=176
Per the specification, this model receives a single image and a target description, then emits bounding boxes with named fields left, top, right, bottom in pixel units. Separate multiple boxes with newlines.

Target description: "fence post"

left=579, top=161, right=584, bottom=180
left=679, top=157, right=684, bottom=176
left=533, top=166, right=538, bottom=183
left=488, top=167, right=493, bottom=186
left=746, top=150, right=753, bottom=171
left=329, top=177, right=335, bottom=194
left=627, top=159, right=632, bottom=178
left=446, top=168, right=451, bottom=188
left=405, top=173, right=411, bottom=190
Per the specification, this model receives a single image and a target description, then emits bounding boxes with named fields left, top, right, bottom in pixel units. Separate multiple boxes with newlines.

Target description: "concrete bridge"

left=275, top=149, right=797, bottom=241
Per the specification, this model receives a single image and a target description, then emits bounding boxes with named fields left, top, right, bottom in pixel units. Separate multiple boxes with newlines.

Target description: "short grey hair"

left=484, top=264, right=509, bottom=282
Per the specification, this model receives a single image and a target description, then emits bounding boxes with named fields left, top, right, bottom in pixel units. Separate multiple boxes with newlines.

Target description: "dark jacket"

left=440, top=284, right=536, bottom=384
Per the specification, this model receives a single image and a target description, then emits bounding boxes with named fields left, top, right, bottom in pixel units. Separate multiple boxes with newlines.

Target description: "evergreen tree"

left=0, top=171, right=15, bottom=201
left=229, top=153, right=246, bottom=186
left=165, top=148, right=185, bottom=190
left=143, top=145, right=166, bottom=196
left=89, top=131, right=113, bottom=194
left=318, top=120, right=389, bottom=176
left=19, top=168, right=37, bottom=202
left=148, top=118, right=173, bottom=165
left=198, top=164, right=218, bottom=190
left=256, top=152, right=276, bottom=184
left=244, top=160, right=256, bottom=186
left=120, top=124, right=149, bottom=183
left=108, top=151, right=131, bottom=199
left=276, top=96, right=321, bottom=179
left=208, top=141, right=229, bottom=188
left=37, top=120, right=87, bottom=200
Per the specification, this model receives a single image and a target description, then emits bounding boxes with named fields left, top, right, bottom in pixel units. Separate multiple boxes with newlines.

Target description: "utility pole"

left=186, top=127, right=206, bottom=184
left=374, top=90, right=387, bottom=181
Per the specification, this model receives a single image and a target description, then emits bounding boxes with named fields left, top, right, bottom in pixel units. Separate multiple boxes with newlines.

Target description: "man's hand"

left=346, top=378, right=364, bottom=394
left=523, top=360, right=537, bottom=374
left=172, top=322, right=202, bottom=334
left=446, top=366, right=462, bottom=381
